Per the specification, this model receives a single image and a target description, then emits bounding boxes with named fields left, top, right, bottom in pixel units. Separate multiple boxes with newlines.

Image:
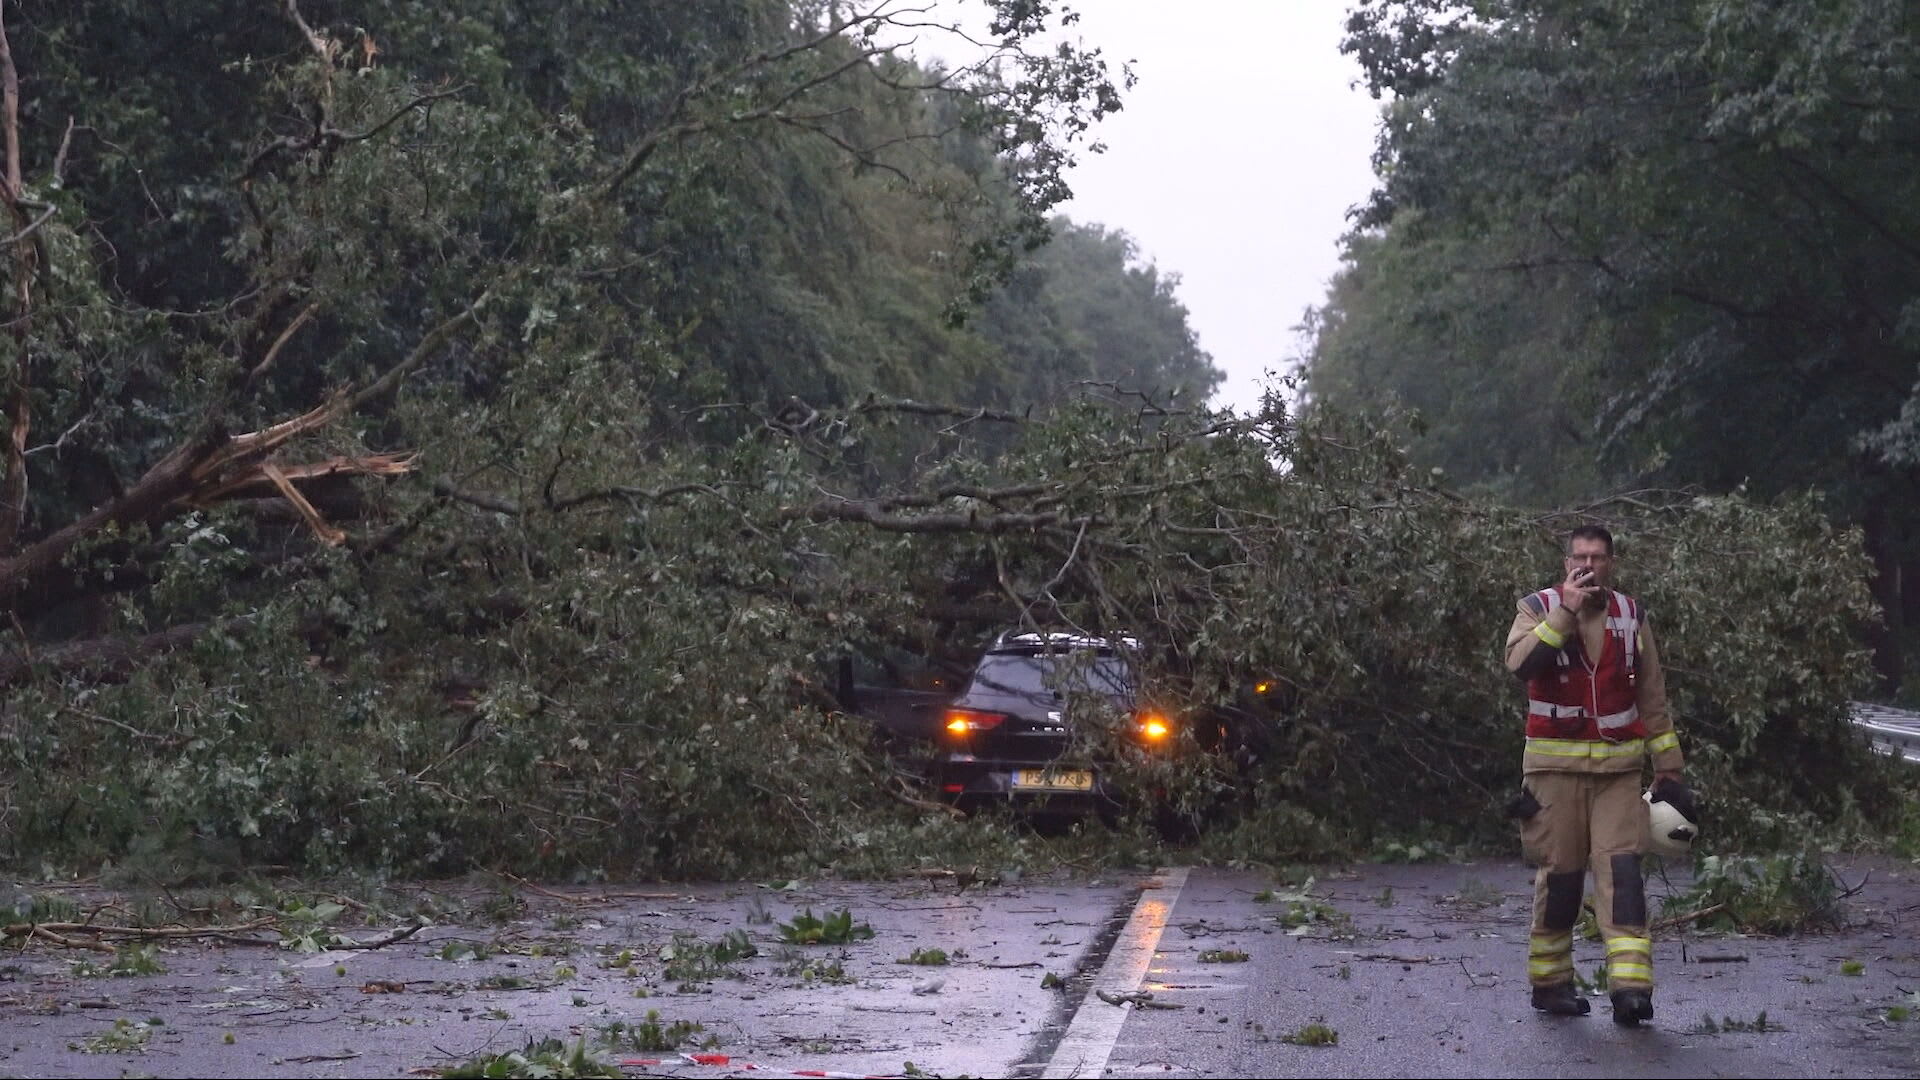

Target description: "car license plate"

left=1012, top=768, right=1093, bottom=792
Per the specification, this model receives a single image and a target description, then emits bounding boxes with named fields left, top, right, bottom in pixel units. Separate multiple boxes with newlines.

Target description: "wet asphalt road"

left=0, top=873, right=1134, bottom=1079
left=1, top=857, right=1915, bottom=1078
left=1082, top=860, right=1920, bottom=1079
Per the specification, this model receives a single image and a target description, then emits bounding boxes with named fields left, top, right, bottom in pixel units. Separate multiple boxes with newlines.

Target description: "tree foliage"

left=0, top=0, right=1173, bottom=630
left=1300, top=0, right=1920, bottom=687
left=0, top=0, right=1231, bottom=875
left=0, top=0, right=1908, bottom=879
left=4, top=391, right=1907, bottom=876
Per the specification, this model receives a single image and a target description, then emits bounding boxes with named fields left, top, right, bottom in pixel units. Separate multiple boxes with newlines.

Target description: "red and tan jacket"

left=1504, top=585, right=1684, bottom=775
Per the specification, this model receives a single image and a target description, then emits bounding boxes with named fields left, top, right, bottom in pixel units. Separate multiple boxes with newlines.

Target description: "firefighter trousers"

left=1518, top=769, right=1653, bottom=993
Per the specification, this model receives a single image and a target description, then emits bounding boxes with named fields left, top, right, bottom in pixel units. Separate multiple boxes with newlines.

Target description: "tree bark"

left=0, top=431, right=223, bottom=602
left=0, top=0, right=34, bottom=552
left=1863, top=503, right=1904, bottom=696
left=0, top=621, right=214, bottom=688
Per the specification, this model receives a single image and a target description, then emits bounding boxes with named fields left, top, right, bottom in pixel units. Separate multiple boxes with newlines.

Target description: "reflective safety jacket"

left=1504, top=585, right=1684, bottom=775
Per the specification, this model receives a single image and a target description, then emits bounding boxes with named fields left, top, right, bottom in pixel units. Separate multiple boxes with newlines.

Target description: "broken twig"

left=2, top=918, right=276, bottom=949
left=17, top=926, right=113, bottom=953
left=333, top=922, right=425, bottom=951
left=1652, top=903, right=1726, bottom=932
left=1097, top=989, right=1185, bottom=1010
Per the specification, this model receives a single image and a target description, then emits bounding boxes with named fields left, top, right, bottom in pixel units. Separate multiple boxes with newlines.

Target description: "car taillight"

left=1135, top=713, right=1172, bottom=741
left=944, top=709, right=1006, bottom=736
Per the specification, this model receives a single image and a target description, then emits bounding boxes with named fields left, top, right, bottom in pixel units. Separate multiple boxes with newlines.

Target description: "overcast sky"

left=1043, top=2, right=1385, bottom=415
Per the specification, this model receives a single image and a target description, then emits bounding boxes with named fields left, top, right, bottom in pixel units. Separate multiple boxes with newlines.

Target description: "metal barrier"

left=1851, top=702, right=1920, bottom=764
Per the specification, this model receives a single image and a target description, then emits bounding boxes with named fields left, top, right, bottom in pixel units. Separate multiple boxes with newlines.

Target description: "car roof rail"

left=988, top=629, right=1142, bottom=653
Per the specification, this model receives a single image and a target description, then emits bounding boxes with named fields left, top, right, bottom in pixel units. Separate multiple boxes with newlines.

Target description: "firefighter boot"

left=1531, top=983, right=1591, bottom=1016
left=1611, top=989, right=1654, bottom=1027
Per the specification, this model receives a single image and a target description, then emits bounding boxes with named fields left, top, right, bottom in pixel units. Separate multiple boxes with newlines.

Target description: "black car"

left=834, top=630, right=1285, bottom=825
left=928, top=631, right=1167, bottom=814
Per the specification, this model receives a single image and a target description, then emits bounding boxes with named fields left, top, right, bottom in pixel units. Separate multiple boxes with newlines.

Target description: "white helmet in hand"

left=1644, top=789, right=1699, bottom=858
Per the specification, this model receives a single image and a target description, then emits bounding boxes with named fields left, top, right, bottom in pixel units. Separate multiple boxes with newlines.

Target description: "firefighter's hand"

left=1650, top=774, right=1699, bottom=824
left=1560, top=565, right=1601, bottom=607
left=1504, top=787, right=1542, bottom=820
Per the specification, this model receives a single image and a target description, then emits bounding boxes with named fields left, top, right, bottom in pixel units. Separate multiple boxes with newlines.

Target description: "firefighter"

left=1502, top=524, right=1697, bottom=1027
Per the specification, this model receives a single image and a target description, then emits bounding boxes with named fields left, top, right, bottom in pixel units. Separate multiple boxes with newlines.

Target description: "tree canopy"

left=0, top=0, right=1910, bottom=880
left=1298, top=0, right=1920, bottom=687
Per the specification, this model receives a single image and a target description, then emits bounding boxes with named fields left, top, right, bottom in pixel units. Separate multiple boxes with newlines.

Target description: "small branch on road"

left=332, top=922, right=425, bottom=951
left=1, top=918, right=280, bottom=951
left=1837, top=869, right=1872, bottom=899
left=1652, top=902, right=1726, bottom=932
left=1096, top=989, right=1184, bottom=1009
left=15, top=926, right=114, bottom=953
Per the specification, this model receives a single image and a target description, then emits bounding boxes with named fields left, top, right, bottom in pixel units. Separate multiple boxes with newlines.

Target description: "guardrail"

left=1851, top=702, right=1920, bottom=764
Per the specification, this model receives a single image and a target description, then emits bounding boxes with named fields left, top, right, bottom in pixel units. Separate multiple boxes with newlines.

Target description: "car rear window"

left=968, top=653, right=1132, bottom=699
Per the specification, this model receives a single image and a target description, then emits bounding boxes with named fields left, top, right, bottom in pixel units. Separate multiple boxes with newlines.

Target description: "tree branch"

left=1667, top=283, right=1776, bottom=321
left=0, top=0, right=19, bottom=200
left=247, top=301, right=320, bottom=385
left=600, top=101, right=703, bottom=200
left=548, top=482, right=733, bottom=513
left=51, top=114, right=73, bottom=187
left=1023, top=519, right=1089, bottom=627
left=781, top=498, right=1096, bottom=534
left=282, top=0, right=330, bottom=60
left=1781, top=150, right=1920, bottom=266
left=1, top=202, right=53, bottom=244
left=0, top=390, right=369, bottom=601
left=1544, top=216, right=1785, bottom=324
left=600, top=4, right=900, bottom=200
left=238, top=87, right=467, bottom=186
left=0, top=620, right=222, bottom=688
left=0, top=0, right=29, bottom=553
left=851, top=397, right=1028, bottom=424
left=58, top=704, right=182, bottom=745
left=867, top=481, right=1058, bottom=512
left=747, top=48, right=890, bottom=127
left=0, top=441, right=207, bottom=601
left=1079, top=380, right=1191, bottom=416
left=191, top=390, right=349, bottom=476
left=349, top=293, right=489, bottom=411
left=430, top=476, right=521, bottom=515
left=260, top=461, right=346, bottom=546
left=338, top=85, right=467, bottom=143
left=775, top=114, right=914, bottom=184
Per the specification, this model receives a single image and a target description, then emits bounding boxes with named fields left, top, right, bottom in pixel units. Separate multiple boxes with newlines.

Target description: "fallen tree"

left=0, top=2, right=1910, bottom=880
left=2, top=391, right=1911, bottom=878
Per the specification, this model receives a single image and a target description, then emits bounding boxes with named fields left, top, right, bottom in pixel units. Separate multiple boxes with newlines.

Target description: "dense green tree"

left=1300, top=0, right=1920, bottom=687
left=0, top=0, right=1145, bottom=619
left=0, top=0, right=1907, bottom=881
left=976, top=219, right=1220, bottom=407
